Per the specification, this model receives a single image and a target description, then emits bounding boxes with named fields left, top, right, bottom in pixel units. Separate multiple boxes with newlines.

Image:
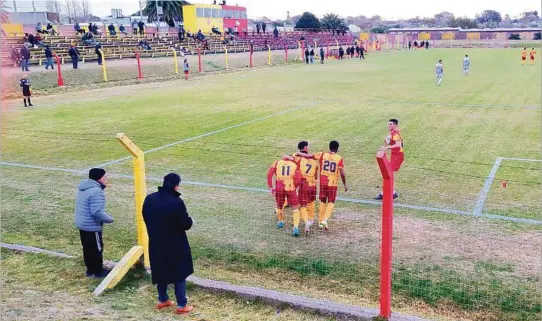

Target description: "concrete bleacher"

left=2, top=28, right=355, bottom=67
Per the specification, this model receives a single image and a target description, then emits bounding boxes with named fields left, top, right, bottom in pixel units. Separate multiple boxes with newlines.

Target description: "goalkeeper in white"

left=463, top=55, right=470, bottom=75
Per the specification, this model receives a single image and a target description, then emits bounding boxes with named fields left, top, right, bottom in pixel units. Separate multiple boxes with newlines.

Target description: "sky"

left=10, top=0, right=542, bottom=20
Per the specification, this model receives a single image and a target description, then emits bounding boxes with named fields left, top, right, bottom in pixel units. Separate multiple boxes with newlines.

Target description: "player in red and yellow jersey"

left=375, top=118, right=403, bottom=200
left=529, top=48, right=536, bottom=65
left=267, top=158, right=302, bottom=236
left=521, top=48, right=528, bottom=65
left=296, top=141, right=347, bottom=230
left=292, top=141, right=319, bottom=236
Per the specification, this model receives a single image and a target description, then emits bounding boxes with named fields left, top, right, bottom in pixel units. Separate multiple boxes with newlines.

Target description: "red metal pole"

left=135, top=51, right=143, bottom=79
left=53, top=53, right=64, bottom=87
left=249, top=43, right=253, bottom=68
left=198, top=48, right=202, bottom=73
left=376, top=150, right=394, bottom=320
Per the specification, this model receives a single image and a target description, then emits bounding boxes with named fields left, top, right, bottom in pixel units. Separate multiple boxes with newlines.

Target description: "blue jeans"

left=21, top=59, right=29, bottom=71
left=157, top=280, right=187, bottom=307
left=45, top=57, right=54, bottom=69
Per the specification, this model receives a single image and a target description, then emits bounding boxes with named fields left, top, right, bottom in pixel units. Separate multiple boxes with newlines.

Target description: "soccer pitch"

left=1, top=48, right=541, bottom=321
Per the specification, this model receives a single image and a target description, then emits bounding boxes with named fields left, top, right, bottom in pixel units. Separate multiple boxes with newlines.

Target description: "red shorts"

left=522, top=57, right=527, bottom=61
left=275, top=189, right=299, bottom=208
left=319, top=184, right=338, bottom=203
left=391, top=153, right=404, bottom=172
left=298, top=181, right=317, bottom=206
left=184, top=70, right=189, bottom=74
left=530, top=56, right=535, bottom=60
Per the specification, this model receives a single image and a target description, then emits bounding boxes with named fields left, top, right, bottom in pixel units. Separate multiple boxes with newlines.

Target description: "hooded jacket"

left=74, top=179, right=114, bottom=231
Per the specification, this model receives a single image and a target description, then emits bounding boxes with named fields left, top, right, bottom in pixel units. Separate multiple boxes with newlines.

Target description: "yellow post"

left=99, top=49, right=107, bottom=82
left=313, top=40, right=317, bottom=49
left=82, top=56, right=85, bottom=64
left=172, top=48, right=179, bottom=74
left=267, top=45, right=272, bottom=65
left=93, top=133, right=149, bottom=296
left=224, top=47, right=229, bottom=69
left=116, top=133, right=150, bottom=269
left=296, top=41, right=301, bottom=61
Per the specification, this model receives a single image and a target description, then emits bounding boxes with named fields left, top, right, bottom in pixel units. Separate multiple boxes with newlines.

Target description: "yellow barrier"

left=1, top=23, right=23, bottom=35
left=224, top=47, right=229, bottom=69
left=172, top=48, right=179, bottom=74
left=360, top=33, right=369, bottom=41
left=98, top=49, right=107, bottom=82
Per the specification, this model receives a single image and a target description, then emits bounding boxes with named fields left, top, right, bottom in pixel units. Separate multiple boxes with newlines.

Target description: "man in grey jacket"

left=75, top=168, right=114, bottom=278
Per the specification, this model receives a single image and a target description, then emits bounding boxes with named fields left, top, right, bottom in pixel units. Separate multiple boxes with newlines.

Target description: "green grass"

left=1, top=48, right=541, bottom=321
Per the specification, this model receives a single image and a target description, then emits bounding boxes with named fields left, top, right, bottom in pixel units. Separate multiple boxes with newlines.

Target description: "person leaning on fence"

left=75, top=168, right=114, bottom=278
left=69, top=44, right=80, bottom=69
left=143, top=173, right=195, bottom=315
left=20, top=75, right=33, bottom=107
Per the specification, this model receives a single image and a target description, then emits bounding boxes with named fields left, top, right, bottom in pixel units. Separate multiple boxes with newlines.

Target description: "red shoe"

left=174, top=305, right=194, bottom=314
left=156, top=300, right=175, bottom=309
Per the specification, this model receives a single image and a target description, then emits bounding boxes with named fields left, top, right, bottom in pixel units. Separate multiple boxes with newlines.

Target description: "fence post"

left=171, top=48, right=179, bottom=74
left=198, top=48, right=202, bottom=72
left=52, top=53, right=64, bottom=87
left=249, top=43, right=253, bottom=68
left=267, top=45, right=272, bottom=65
left=98, top=49, right=107, bottom=82
left=135, top=51, right=143, bottom=79
left=284, top=46, right=288, bottom=63
left=224, top=47, right=229, bottom=69
left=376, top=149, right=394, bottom=320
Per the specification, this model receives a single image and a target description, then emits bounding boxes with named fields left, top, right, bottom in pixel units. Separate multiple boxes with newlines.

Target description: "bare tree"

left=80, top=0, right=91, bottom=21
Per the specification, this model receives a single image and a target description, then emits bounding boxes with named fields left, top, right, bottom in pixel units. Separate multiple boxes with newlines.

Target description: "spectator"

left=243, top=27, right=248, bottom=37
left=425, top=40, right=429, bottom=49
left=262, top=22, right=266, bottom=34
left=309, top=47, right=315, bottom=63
left=338, top=46, right=344, bottom=60
left=256, top=22, right=260, bottom=34
left=88, top=23, right=94, bottom=34
left=139, top=39, right=152, bottom=50
left=142, top=173, right=195, bottom=315
left=27, top=34, right=36, bottom=47
left=20, top=46, right=30, bottom=71
left=119, top=24, right=127, bottom=35
left=75, top=168, right=114, bottom=279
left=304, top=47, right=309, bottom=63
left=420, top=40, right=425, bottom=48
left=320, top=46, right=325, bottom=64
left=34, top=33, right=45, bottom=47
left=95, top=43, right=103, bottom=65
left=233, top=26, right=238, bottom=35
left=408, top=40, right=411, bottom=50
left=10, top=47, right=21, bottom=67
left=108, top=23, right=116, bottom=36
left=273, top=26, right=279, bottom=39
left=82, top=32, right=96, bottom=46
left=44, top=45, right=54, bottom=70
left=196, top=29, right=205, bottom=41
left=20, top=75, right=33, bottom=107
left=69, top=44, right=80, bottom=69
left=46, top=23, right=56, bottom=35
left=36, top=22, right=43, bottom=34
left=132, top=20, right=138, bottom=34
left=346, top=47, right=351, bottom=56
left=350, top=45, right=355, bottom=58
left=359, top=45, right=365, bottom=59
left=413, top=40, right=418, bottom=48
left=183, top=59, right=189, bottom=80
left=211, top=25, right=221, bottom=35
left=74, top=23, right=85, bottom=35
left=178, top=26, right=185, bottom=42
left=138, top=20, right=145, bottom=35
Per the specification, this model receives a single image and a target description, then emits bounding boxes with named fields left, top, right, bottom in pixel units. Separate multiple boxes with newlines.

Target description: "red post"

left=284, top=46, right=288, bottom=62
left=197, top=48, right=202, bottom=73
left=249, top=43, right=253, bottom=68
left=326, top=45, right=330, bottom=58
left=376, top=150, right=394, bottom=320
left=135, top=51, right=143, bottom=79
left=53, top=53, right=64, bottom=87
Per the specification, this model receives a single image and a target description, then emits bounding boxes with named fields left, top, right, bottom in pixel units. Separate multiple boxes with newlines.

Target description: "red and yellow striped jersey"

left=293, top=154, right=319, bottom=186
left=522, top=50, right=527, bottom=58
left=314, top=152, right=344, bottom=187
left=267, top=159, right=301, bottom=191
left=386, top=129, right=404, bottom=154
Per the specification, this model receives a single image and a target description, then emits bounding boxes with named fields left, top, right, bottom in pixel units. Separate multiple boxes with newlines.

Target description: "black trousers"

left=79, top=230, right=104, bottom=274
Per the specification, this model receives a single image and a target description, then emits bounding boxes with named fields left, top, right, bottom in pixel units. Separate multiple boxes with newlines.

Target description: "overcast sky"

left=11, top=0, right=542, bottom=20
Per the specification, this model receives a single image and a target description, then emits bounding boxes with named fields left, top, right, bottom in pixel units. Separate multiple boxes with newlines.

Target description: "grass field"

left=1, top=48, right=541, bottom=321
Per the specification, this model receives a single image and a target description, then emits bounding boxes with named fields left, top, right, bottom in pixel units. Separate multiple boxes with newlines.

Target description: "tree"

left=534, top=32, right=541, bottom=40
left=0, top=0, right=10, bottom=23
left=321, top=13, right=345, bottom=30
left=450, top=17, right=478, bottom=29
left=508, top=33, right=521, bottom=40
left=370, top=25, right=389, bottom=34
left=64, top=0, right=94, bottom=23
left=476, top=10, right=502, bottom=27
left=434, top=11, right=454, bottom=27
left=144, top=0, right=190, bottom=27
left=295, top=12, right=321, bottom=30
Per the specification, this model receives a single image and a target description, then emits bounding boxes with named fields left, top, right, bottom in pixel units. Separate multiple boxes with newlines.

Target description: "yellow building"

left=182, top=4, right=224, bottom=34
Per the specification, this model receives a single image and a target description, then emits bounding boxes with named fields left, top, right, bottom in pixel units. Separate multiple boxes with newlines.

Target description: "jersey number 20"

left=323, top=161, right=336, bottom=173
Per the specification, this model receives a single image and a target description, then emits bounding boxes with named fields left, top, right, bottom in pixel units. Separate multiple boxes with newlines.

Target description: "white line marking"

left=501, top=157, right=542, bottom=162
left=0, top=243, right=75, bottom=258
left=318, top=99, right=540, bottom=109
left=2, top=161, right=540, bottom=224
left=474, top=157, right=503, bottom=215
left=90, top=101, right=320, bottom=169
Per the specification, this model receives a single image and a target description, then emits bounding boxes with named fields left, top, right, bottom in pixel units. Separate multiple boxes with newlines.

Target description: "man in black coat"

left=69, top=45, right=80, bottom=69
left=95, top=43, right=103, bottom=65
left=143, top=173, right=194, bottom=314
